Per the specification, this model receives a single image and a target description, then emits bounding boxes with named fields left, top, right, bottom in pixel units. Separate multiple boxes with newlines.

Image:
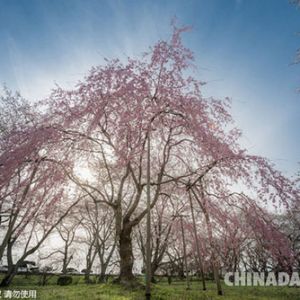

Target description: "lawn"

left=0, top=275, right=299, bottom=299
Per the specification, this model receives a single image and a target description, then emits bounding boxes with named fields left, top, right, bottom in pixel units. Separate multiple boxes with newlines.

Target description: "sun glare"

left=74, top=165, right=95, bottom=183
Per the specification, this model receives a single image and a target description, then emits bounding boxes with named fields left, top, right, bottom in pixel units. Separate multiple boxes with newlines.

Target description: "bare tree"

left=56, top=214, right=81, bottom=275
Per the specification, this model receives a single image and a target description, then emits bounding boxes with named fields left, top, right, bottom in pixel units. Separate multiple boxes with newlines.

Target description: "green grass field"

left=0, top=275, right=299, bottom=300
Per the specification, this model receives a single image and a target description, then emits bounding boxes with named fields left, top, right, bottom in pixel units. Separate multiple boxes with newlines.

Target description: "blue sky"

left=0, top=0, right=299, bottom=176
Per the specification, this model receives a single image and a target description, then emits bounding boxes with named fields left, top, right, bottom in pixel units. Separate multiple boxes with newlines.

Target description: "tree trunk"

left=191, top=187, right=223, bottom=295
left=211, top=252, right=223, bottom=295
left=0, top=271, right=16, bottom=287
left=7, top=240, right=13, bottom=270
left=0, top=263, right=18, bottom=287
left=97, top=255, right=108, bottom=283
left=62, top=243, right=72, bottom=275
left=98, top=272, right=106, bottom=283
left=205, top=213, right=222, bottom=295
left=206, top=215, right=223, bottom=296
left=118, top=221, right=135, bottom=285
left=84, top=265, right=93, bottom=284
left=85, top=245, right=97, bottom=284
left=0, top=240, right=15, bottom=287
left=188, top=190, right=206, bottom=290
left=150, top=264, right=158, bottom=283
